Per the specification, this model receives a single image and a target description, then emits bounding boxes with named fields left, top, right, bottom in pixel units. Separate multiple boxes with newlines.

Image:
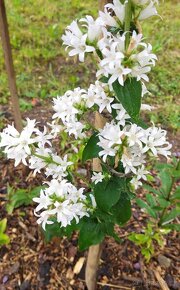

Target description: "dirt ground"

left=0, top=104, right=179, bottom=290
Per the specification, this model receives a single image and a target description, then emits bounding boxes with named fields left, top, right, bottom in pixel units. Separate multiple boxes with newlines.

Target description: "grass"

left=0, top=0, right=179, bottom=130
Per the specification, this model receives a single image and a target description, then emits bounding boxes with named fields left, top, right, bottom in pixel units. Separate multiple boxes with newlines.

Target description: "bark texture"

left=0, top=0, right=22, bottom=131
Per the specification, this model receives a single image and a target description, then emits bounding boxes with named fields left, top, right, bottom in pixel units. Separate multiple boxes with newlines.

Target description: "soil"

left=0, top=103, right=179, bottom=290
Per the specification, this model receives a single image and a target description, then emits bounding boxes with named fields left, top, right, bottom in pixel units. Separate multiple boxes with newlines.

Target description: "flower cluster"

left=0, top=119, right=96, bottom=229
left=34, top=179, right=92, bottom=230
left=0, top=0, right=171, bottom=232
left=62, top=0, right=158, bottom=86
left=97, top=121, right=171, bottom=188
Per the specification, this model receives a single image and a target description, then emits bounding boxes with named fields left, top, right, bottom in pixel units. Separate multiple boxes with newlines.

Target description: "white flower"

left=99, top=122, right=124, bottom=147
left=29, top=147, right=52, bottom=174
left=91, top=172, right=105, bottom=184
left=65, top=120, right=86, bottom=139
left=141, top=126, right=172, bottom=157
left=48, top=121, right=63, bottom=137
left=36, top=210, right=55, bottom=230
left=62, top=20, right=95, bottom=62
left=99, top=9, right=118, bottom=28
left=112, top=103, right=130, bottom=126
left=106, top=0, right=125, bottom=24
left=135, top=165, right=149, bottom=180
left=0, top=118, right=36, bottom=166
left=98, top=136, right=117, bottom=162
left=138, top=1, right=158, bottom=20
left=97, top=41, right=131, bottom=86
left=52, top=93, right=78, bottom=123
left=45, top=154, right=72, bottom=180
left=80, top=15, right=104, bottom=42
left=98, top=122, right=125, bottom=162
left=33, top=189, right=52, bottom=212
left=125, top=124, right=144, bottom=147
left=34, top=126, right=53, bottom=147
left=34, top=179, right=91, bottom=229
left=83, top=81, right=114, bottom=113
left=121, top=146, right=145, bottom=174
left=141, top=104, right=153, bottom=111
left=130, top=177, right=142, bottom=190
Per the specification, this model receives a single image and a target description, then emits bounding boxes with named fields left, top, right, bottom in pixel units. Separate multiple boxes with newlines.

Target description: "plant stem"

left=124, top=0, right=132, bottom=49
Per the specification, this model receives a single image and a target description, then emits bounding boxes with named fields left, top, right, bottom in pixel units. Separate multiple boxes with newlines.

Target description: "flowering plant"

left=0, top=0, right=173, bottom=250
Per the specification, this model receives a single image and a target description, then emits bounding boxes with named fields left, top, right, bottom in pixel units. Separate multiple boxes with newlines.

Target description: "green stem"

left=124, top=0, right=132, bottom=49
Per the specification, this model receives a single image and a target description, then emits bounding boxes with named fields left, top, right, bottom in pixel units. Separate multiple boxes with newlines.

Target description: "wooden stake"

left=85, top=112, right=106, bottom=290
left=0, top=0, right=22, bottom=131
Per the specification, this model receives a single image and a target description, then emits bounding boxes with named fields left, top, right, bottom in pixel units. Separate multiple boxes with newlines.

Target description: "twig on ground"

left=79, top=279, right=131, bottom=289
left=153, top=270, right=170, bottom=290
left=122, top=274, right=160, bottom=288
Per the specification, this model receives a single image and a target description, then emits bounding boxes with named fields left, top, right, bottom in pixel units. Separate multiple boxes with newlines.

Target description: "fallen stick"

left=153, top=270, right=170, bottom=290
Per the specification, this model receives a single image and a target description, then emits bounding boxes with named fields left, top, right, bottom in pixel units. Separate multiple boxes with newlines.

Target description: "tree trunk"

left=0, top=0, right=22, bottom=131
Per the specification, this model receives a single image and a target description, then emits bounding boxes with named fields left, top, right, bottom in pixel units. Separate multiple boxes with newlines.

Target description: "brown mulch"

left=0, top=104, right=180, bottom=290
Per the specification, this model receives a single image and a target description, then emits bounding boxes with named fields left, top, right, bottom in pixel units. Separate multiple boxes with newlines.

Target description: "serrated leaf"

left=136, top=198, right=157, bottom=219
left=112, top=77, right=142, bottom=121
left=78, top=219, right=105, bottom=251
left=82, top=133, right=102, bottom=162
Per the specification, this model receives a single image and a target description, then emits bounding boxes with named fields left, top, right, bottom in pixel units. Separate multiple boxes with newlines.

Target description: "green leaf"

left=43, top=219, right=82, bottom=242
left=82, top=133, right=102, bottom=162
left=161, top=208, right=180, bottom=224
left=171, top=169, right=180, bottom=178
left=170, top=186, right=180, bottom=200
left=0, top=219, right=10, bottom=247
left=78, top=219, right=105, bottom=251
left=162, top=223, right=180, bottom=231
left=146, top=193, right=157, bottom=207
left=6, top=186, right=44, bottom=214
left=159, top=169, right=172, bottom=197
left=94, top=176, right=127, bottom=212
left=155, top=163, right=173, bottom=171
left=99, top=76, right=109, bottom=83
left=110, top=193, right=131, bottom=225
left=112, top=77, right=142, bottom=121
left=0, top=233, right=10, bottom=247
left=0, top=218, right=7, bottom=234
left=136, top=198, right=157, bottom=219
left=105, top=222, right=121, bottom=243
left=143, top=184, right=160, bottom=195
left=158, top=196, right=171, bottom=208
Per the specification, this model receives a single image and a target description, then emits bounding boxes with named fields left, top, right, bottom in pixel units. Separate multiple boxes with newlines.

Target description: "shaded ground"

left=0, top=105, right=179, bottom=290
